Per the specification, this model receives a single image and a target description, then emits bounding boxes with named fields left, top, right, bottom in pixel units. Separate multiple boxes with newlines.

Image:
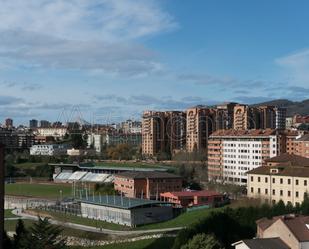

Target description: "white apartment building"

left=36, top=128, right=68, bottom=138
left=30, top=144, right=71, bottom=156
left=208, top=129, right=282, bottom=185
left=87, top=134, right=106, bottom=153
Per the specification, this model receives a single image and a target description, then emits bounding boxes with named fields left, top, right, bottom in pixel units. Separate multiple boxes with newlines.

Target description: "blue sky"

left=0, top=0, right=309, bottom=125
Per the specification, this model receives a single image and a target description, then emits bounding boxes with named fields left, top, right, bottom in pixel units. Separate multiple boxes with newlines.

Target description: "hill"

left=253, top=99, right=309, bottom=116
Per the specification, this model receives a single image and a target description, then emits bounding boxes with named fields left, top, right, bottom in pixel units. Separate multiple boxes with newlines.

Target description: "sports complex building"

left=51, top=162, right=169, bottom=183
left=79, top=195, right=173, bottom=227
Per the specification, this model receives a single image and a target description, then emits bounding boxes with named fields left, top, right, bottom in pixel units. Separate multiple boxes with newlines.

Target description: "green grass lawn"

left=71, top=237, right=175, bottom=249
left=4, top=209, right=18, bottom=218
left=13, top=162, right=47, bottom=170
left=5, top=183, right=72, bottom=199
left=137, top=207, right=223, bottom=230
left=33, top=210, right=130, bottom=231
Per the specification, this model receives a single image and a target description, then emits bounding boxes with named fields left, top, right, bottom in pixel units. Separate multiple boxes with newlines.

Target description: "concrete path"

left=11, top=209, right=184, bottom=236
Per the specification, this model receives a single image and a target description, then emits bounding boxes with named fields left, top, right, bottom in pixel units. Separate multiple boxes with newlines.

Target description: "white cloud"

left=0, top=0, right=177, bottom=75
left=275, top=48, right=309, bottom=85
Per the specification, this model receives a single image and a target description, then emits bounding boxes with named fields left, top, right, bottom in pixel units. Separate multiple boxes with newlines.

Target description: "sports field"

left=5, top=182, right=72, bottom=199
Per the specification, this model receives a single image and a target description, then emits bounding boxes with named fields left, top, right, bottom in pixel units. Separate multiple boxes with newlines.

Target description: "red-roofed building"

left=160, top=190, right=224, bottom=208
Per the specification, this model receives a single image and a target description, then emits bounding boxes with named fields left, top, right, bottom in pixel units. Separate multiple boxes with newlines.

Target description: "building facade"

left=142, top=111, right=186, bottom=156
left=114, top=171, right=182, bottom=200
left=80, top=196, right=173, bottom=227
left=30, top=144, right=71, bottom=156
left=247, top=155, right=309, bottom=205
left=208, top=129, right=282, bottom=184
left=186, top=106, right=214, bottom=153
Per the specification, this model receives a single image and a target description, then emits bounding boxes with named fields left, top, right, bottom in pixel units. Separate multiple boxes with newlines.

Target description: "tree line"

left=173, top=193, right=309, bottom=249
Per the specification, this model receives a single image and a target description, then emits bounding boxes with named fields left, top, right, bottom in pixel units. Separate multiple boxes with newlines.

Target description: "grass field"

left=4, top=209, right=17, bottom=218
left=71, top=237, right=175, bottom=249
left=5, top=183, right=72, bottom=199
left=33, top=210, right=130, bottom=231
left=13, top=162, right=47, bottom=170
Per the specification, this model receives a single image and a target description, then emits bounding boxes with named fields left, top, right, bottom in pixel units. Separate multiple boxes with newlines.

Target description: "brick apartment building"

left=293, top=134, right=309, bottom=158
left=114, top=171, right=182, bottom=199
left=208, top=129, right=285, bottom=184
left=142, top=111, right=186, bottom=157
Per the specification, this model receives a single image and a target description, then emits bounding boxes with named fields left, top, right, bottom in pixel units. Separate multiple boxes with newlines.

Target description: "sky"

left=0, top=0, right=309, bottom=125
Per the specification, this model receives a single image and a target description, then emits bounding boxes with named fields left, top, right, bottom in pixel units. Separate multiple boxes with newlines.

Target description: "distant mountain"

left=252, top=99, right=309, bottom=116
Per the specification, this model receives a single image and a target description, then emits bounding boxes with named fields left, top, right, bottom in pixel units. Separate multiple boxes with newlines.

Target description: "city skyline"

left=1, top=0, right=309, bottom=124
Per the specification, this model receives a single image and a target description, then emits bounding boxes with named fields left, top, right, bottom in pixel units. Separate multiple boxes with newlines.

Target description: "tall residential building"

left=5, top=118, right=13, bottom=128
left=142, top=111, right=186, bottom=156
left=29, top=119, right=38, bottom=129
left=208, top=129, right=283, bottom=185
left=186, top=106, right=214, bottom=153
left=142, top=111, right=166, bottom=156
left=165, top=111, right=186, bottom=153
left=275, top=107, right=287, bottom=129
left=257, top=106, right=276, bottom=129
left=233, top=104, right=257, bottom=130
left=233, top=105, right=285, bottom=130
left=215, top=102, right=238, bottom=130
left=40, top=120, right=51, bottom=128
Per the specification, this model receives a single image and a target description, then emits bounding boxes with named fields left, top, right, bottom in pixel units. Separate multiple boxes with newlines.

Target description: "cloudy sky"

left=1, top=0, right=309, bottom=125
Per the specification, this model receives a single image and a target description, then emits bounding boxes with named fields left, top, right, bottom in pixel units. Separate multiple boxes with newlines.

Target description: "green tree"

left=13, top=219, right=31, bottom=249
left=30, top=217, right=66, bottom=249
left=181, top=234, right=224, bottom=249
left=301, top=192, right=309, bottom=215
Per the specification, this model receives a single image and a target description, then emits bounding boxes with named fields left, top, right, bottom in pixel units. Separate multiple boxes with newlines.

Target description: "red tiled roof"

left=257, top=215, right=309, bottom=242
left=210, top=129, right=277, bottom=137
left=265, top=153, right=309, bottom=166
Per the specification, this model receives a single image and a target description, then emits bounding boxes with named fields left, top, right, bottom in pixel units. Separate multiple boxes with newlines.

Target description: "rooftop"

left=79, top=195, right=170, bottom=209
left=210, top=129, right=277, bottom=137
left=257, top=214, right=309, bottom=242
left=264, top=153, right=309, bottom=166
left=233, top=238, right=290, bottom=249
left=248, top=165, right=309, bottom=177
left=115, top=171, right=181, bottom=179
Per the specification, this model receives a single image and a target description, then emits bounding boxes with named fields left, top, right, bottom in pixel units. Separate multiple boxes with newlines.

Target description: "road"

left=10, top=209, right=184, bottom=236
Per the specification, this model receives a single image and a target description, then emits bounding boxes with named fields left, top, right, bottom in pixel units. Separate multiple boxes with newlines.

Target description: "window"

left=288, top=179, right=291, bottom=185
left=280, top=178, right=283, bottom=184
left=272, top=178, right=275, bottom=184
left=251, top=187, right=254, bottom=193
left=251, top=176, right=253, bottom=182
left=288, top=191, right=291, bottom=197
left=265, top=177, right=268, bottom=183
left=296, top=179, right=299, bottom=185
left=265, top=189, right=268, bottom=194
left=272, top=189, right=275, bottom=195
left=258, top=188, right=261, bottom=194
left=258, top=177, right=261, bottom=182
left=280, top=190, right=283, bottom=196
left=305, top=180, right=308, bottom=186
left=296, top=191, right=299, bottom=198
